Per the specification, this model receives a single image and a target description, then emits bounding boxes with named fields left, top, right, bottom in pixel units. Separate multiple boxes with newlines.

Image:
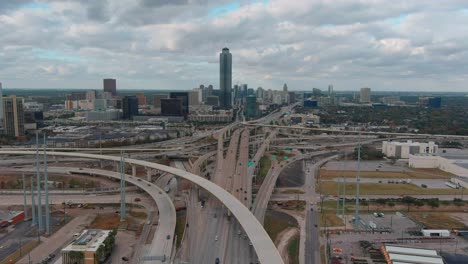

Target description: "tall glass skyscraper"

left=219, top=48, right=232, bottom=109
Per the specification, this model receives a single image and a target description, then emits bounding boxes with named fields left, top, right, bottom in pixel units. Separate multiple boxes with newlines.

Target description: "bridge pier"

left=132, top=165, right=137, bottom=177
left=146, top=167, right=152, bottom=181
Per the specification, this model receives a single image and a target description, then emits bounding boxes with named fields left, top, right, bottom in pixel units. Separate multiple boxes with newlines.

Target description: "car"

left=134, top=198, right=141, bottom=202
left=314, top=224, right=318, bottom=227
left=122, top=256, right=129, bottom=261
left=166, top=235, right=171, bottom=240
left=215, top=235, right=218, bottom=241
left=147, top=184, right=151, bottom=186
left=215, top=257, right=220, bottom=264
left=137, top=179, right=142, bottom=181
left=237, top=230, right=241, bottom=235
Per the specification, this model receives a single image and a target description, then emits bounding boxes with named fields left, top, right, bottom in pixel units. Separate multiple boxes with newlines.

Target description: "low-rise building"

left=381, top=244, right=444, bottom=264
left=409, top=148, right=468, bottom=177
left=382, top=141, right=438, bottom=159
left=62, top=229, right=114, bottom=264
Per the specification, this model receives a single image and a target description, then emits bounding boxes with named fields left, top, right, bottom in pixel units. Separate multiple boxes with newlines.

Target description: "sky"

left=0, top=0, right=468, bottom=92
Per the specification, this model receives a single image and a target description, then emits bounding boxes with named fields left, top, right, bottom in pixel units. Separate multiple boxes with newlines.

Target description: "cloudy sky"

left=1, top=0, right=467, bottom=92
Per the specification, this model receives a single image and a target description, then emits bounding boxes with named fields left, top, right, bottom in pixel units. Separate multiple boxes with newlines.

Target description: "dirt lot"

left=407, top=212, right=467, bottom=229
left=320, top=168, right=453, bottom=179
left=318, top=181, right=461, bottom=195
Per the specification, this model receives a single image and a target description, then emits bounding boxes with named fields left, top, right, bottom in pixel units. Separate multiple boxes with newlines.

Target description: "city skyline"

left=0, top=1, right=468, bottom=92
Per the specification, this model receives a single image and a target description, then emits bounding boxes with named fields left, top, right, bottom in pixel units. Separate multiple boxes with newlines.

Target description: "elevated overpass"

left=0, top=150, right=284, bottom=264
left=243, top=123, right=468, bottom=139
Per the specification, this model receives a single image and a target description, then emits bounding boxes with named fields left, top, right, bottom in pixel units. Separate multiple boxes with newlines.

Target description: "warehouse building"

left=409, top=148, right=468, bottom=178
left=382, top=140, right=438, bottom=159
left=381, top=244, right=444, bottom=264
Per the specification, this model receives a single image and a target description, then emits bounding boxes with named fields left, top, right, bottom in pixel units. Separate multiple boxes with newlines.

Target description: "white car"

left=215, top=235, right=218, bottom=241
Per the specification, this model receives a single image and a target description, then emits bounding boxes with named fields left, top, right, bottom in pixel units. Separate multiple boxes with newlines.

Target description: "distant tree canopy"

left=353, top=145, right=384, bottom=160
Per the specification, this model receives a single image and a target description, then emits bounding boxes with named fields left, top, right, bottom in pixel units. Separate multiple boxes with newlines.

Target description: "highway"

left=243, top=123, right=468, bottom=139
left=0, top=151, right=284, bottom=264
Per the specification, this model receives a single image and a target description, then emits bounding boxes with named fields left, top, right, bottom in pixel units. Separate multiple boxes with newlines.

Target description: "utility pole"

left=120, top=151, right=126, bottom=222
left=30, top=176, right=36, bottom=226
left=44, top=133, right=50, bottom=235
left=354, top=131, right=362, bottom=229
left=22, top=173, right=28, bottom=221
left=36, top=131, right=43, bottom=232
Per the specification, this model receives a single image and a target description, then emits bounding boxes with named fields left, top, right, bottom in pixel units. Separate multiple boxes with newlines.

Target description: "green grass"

left=264, top=214, right=296, bottom=242
left=318, top=181, right=461, bottom=195
left=175, top=215, right=186, bottom=248
left=259, top=156, right=272, bottom=179
left=288, top=234, right=300, bottom=264
left=320, top=169, right=452, bottom=179
left=319, top=211, right=344, bottom=227
left=128, top=211, right=147, bottom=220
left=407, top=212, right=466, bottom=229
left=281, top=189, right=305, bottom=194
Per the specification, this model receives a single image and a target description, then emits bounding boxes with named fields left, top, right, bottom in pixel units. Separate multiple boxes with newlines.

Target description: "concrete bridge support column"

left=115, top=161, right=119, bottom=172
left=146, top=168, right=152, bottom=181
left=132, top=165, right=137, bottom=177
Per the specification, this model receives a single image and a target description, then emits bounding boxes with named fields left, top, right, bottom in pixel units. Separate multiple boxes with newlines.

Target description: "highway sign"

left=247, top=161, right=254, bottom=167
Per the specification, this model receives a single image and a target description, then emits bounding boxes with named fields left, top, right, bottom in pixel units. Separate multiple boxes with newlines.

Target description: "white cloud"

left=0, top=0, right=467, bottom=91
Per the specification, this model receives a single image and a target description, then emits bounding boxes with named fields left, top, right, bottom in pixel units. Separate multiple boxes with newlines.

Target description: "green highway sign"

left=284, top=156, right=288, bottom=160
left=247, top=161, right=254, bottom=167
left=272, top=155, right=277, bottom=160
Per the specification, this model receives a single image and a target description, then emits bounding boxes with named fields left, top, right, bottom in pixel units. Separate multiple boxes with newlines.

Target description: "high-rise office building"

left=170, top=92, right=189, bottom=117
left=312, top=88, right=322, bottom=97
left=122, top=96, right=138, bottom=119
left=328, top=85, right=334, bottom=96
left=245, top=95, right=258, bottom=117
left=360, top=87, right=371, bottom=103
left=161, top=98, right=183, bottom=116
left=207, top=85, right=213, bottom=97
left=0, top=82, right=3, bottom=123
left=153, top=94, right=168, bottom=108
left=283, top=83, right=288, bottom=92
left=136, top=93, right=147, bottom=106
left=206, top=96, right=219, bottom=107
left=189, top=89, right=202, bottom=106
left=219, top=48, right=232, bottom=109
left=3, top=95, right=25, bottom=137
left=86, top=90, right=96, bottom=101
left=103, top=78, right=117, bottom=96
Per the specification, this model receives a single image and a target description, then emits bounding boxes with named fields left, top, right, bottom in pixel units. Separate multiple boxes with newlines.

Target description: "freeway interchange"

left=1, top=103, right=465, bottom=264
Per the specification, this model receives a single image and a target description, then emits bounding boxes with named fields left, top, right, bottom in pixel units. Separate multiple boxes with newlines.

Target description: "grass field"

left=128, top=210, right=147, bottom=220
left=259, top=156, right=272, bottom=179
left=89, top=213, right=125, bottom=229
left=320, top=169, right=453, bottom=179
left=319, top=211, right=344, bottom=227
left=407, top=212, right=466, bottom=229
left=318, top=181, right=461, bottom=195
left=264, top=215, right=297, bottom=242
left=175, top=215, right=186, bottom=248
left=281, top=189, right=305, bottom=194
left=288, top=234, right=300, bottom=264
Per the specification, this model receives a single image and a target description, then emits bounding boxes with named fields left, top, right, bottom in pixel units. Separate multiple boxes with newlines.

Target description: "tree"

left=427, top=198, right=439, bottom=208
left=402, top=196, right=416, bottom=212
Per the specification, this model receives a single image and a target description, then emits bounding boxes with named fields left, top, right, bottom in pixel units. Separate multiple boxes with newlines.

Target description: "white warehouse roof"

left=385, top=245, right=438, bottom=257
left=388, top=253, right=444, bottom=264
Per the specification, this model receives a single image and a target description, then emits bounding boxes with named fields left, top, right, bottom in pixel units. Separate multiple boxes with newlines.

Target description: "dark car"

left=215, top=258, right=220, bottom=264
left=122, top=256, right=129, bottom=261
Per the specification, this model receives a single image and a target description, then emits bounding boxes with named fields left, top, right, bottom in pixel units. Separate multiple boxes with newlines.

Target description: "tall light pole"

left=354, top=132, right=362, bottom=229
left=36, top=131, right=43, bottom=232
left=120, top=151, right=126, bottom=222
left=44, top=133, right=50, bottom=235
left=22, top=173, right=28, bottom=221
left=30, top=176, right=36, bottom=226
